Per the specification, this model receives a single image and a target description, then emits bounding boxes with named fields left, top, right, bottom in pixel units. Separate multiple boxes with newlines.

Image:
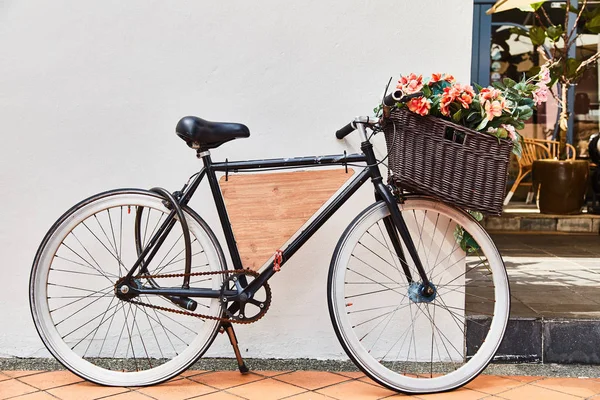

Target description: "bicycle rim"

left=328, top=198, right=509, bottom=393
left=30, top=190, right=225, bottom=386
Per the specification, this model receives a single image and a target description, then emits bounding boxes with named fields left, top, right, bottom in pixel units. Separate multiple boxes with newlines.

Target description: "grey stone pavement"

left=491, top=233, right=600, bottom=319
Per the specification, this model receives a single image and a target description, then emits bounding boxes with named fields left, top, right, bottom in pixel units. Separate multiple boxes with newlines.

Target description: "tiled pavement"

left=490, top=234, right=600, bottom=319
left=2, top=370, right=600, bottom=400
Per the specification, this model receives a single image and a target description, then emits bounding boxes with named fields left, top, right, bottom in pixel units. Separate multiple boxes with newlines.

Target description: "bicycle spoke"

left=345, top=285, right=403, bottom=300
left=332, top=200, right=508, bottom=391
left=347, top=267, right=408, bottom=299
left=80, top=296, right=118, bottom=355
left=59, top=242, right=116, bottom=281
left=34, top=193, right=225, bottom=383
left=49, top=286, right=113, bottom=313
left=81, top=221, right=125, bottom=269
left=351, top=253, right=403, bottom=287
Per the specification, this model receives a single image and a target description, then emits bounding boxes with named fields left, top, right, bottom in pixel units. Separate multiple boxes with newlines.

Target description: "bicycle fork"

left=373, top=179, right=435, bottom=297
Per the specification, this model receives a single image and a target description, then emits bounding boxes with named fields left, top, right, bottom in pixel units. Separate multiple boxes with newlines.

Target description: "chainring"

left=220, top=270, right=272, bottom=323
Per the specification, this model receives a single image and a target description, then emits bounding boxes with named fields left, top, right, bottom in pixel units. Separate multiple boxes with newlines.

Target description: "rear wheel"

left=328, top=198, right=509, bottom=394
left=30, top=189, right=226, bottom=386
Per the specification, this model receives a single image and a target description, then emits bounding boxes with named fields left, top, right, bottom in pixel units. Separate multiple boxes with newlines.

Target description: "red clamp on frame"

left=273, top=250, right=283, bottom=272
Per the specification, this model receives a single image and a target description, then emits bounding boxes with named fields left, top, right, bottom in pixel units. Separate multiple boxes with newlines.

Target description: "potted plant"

left=512, top=0, right=593, bottom=214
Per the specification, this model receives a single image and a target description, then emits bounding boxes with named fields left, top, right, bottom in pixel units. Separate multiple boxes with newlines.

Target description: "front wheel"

left=30, top=189, right=226, bottom=386
left=328, top=198, right=509, bottom=394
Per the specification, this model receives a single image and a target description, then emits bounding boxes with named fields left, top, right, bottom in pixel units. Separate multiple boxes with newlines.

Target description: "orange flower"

left=479, top=87, right=501, bottom=102
left=484, top=100, right=503, bottom=121
left=440, top=84, right=475, bottom=115
left=397, top=73, right=424, bottom=94
left=430, top=73, right=443, bottom=83
left=407, top=97, right=431, bottom=116
left=430, top=73, right=455, bottom=85
left=457, top=85, right=475, bottom=108
left=440, top=87, right=456, bottom=116
left=458, top=92, right=473, bottom=108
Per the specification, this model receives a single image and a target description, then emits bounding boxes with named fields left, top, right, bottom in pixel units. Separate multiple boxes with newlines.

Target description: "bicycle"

left=29, top=92, right=510, bottom=394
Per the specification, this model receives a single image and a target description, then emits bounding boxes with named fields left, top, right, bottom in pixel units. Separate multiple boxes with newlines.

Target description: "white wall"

left=0, top=0, right=474, bottom=359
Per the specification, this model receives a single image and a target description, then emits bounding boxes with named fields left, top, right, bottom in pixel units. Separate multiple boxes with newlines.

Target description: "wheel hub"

left=115, top=278, right=142, bottom=300
left=407, top=282, right=437, bottom=303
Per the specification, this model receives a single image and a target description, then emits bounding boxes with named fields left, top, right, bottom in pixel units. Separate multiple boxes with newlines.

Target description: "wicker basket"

left=383, top=107, right=513, bottom=215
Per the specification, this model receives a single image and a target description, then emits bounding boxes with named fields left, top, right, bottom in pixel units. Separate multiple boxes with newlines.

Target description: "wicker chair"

left=503, top=138, right=577, bottom=205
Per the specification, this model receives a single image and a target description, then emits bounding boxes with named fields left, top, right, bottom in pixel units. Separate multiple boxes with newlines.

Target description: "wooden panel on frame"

left=219, top=169, right=355, bottom=270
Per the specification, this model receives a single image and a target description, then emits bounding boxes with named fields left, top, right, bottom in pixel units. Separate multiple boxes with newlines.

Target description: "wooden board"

left=219, top=169, right=355, bottom=270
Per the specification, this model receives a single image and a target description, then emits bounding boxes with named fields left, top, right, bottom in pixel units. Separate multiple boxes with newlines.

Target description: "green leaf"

left=452, top=109, right=463, bottom=123
left=525, top=84, right=539, bottom=92
left=586, top=14, right=600, bottom=34
left=422, top=85, right=432, bottom=98
left=512, top=137, right=523, bottom=158
left=460, top=233, right=480, bottom=253
left=468, top=211, right=484, bottom=222
left=530, top=1, right=545, bottom=11
left=496, top=127, right=509, bottom=139
left=473, top=82, right=484, bottom=92
left=529, top=26, right=546, bottom=46
left=510, top=26, right=530, bottom=37
left=475, top=117, right=489, bottom=131
left=516, top=106, right=533, bottom=121
left=492, top=81, right=506, bottom=90
left=566, top=57, right=583, bottom=79
left=503, top=78, right=517, bottom=88
left=466, top=112, right=480, bottom=122
left=546, top=25, right=564, bottom=41
left=520, top=98, right=535, bottom=108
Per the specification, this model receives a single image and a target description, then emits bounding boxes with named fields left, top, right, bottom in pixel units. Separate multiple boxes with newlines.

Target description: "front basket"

left=383, top=108, right=513, bottom=215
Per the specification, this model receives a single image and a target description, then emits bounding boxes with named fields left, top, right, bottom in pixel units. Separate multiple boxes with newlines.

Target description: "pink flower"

left=484, top=100, right=503, bottom=121
left=539, top=66, right=551, bottom=85
left=533, top=83, right=549, bottom=105
left=501, top=124, right=517, bottom=141
left=407, top=97, right=431, bottom=116
left=397, top=73, right=424, bottom=94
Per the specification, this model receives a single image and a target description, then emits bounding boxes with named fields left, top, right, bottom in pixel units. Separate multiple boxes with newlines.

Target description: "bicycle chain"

left=117, top=269, right=271, bottom=324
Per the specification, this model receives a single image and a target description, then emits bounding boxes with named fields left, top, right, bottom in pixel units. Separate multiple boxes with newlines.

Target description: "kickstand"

left=221, top=322, right=249, bottom=374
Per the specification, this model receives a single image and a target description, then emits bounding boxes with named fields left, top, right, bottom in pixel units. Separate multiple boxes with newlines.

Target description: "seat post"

left=197, top=149, right=211, bottom=159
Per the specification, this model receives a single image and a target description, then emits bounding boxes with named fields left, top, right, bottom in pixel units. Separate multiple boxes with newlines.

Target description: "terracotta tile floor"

left=1, top=370, right=600, bottom=400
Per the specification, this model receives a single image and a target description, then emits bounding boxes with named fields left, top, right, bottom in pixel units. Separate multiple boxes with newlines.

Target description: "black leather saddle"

left=176, top=116, right=250, bottom=150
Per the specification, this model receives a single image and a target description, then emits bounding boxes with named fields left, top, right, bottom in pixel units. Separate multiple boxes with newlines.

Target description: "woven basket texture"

left=384, top=108, right=513, bottom=215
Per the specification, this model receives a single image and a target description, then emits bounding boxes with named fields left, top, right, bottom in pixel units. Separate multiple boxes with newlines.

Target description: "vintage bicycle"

left=29, top=92, right=509, bottom=394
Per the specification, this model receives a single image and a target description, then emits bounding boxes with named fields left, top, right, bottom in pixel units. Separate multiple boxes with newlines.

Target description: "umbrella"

left=486, top=0, right=550, bottom=14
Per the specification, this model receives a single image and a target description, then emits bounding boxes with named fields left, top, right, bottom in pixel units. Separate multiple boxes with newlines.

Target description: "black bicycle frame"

left=127, top=140, right=431, bottom=301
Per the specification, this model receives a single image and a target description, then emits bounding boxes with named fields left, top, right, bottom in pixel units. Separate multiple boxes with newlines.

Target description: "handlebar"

left=335, top=90, right=424, bottom=140
left=335, top=122, right=356, bottom=139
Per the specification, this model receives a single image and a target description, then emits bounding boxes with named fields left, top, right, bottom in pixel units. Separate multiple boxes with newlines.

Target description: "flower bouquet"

left=382, top=66, right=551, bottom=157
left=379, top=67, right=550, bottom=215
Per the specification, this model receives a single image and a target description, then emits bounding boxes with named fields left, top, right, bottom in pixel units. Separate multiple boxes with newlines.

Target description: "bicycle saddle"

left=176, top=116, right=250, bottom=150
